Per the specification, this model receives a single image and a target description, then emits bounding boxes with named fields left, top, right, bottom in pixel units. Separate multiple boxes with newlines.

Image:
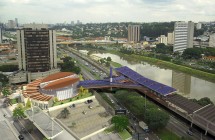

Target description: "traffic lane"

left=13, top=120, right=34, bottom=140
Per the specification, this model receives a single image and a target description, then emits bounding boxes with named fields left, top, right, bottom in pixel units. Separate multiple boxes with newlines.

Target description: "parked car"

left=18, top=134, right=24, bottom=140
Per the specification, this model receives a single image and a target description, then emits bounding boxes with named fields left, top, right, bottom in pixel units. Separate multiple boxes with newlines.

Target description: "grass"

left=104, top=126, right=115, bottom=134
left=10, top=98, right=17, bottom=104
left=118, top=129, right=132, bottom=140
left=157, top=128, right=181, bottom=140
left=53, top=92, right=93, bottom=106
left=110, top=61, right=123, bottom=68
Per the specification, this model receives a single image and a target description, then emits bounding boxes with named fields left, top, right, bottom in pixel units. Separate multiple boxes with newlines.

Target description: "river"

left=79, top=50, right=215, bottom=103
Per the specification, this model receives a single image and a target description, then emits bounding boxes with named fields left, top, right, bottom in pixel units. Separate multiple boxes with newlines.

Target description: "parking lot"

left=50, top=99, right=112, bottom=138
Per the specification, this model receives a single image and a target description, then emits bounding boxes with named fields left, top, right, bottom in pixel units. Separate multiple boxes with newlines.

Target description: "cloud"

left=0, top=0, right=214, bottom=23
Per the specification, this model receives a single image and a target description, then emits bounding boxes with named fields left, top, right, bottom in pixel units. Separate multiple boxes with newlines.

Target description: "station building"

left=21, top=72, right=80, bottom=109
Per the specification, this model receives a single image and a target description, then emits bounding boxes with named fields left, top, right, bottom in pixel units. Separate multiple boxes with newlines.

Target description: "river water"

left=79, top=50, right=215, bottom=103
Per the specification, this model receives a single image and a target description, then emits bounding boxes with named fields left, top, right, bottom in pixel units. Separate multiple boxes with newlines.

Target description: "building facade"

left=128, top=25, right=140, bottom=43
left=22, top=72, right=80, bottom=109
left=0, top=27, right=2, bottom=43
left=173, top=21, right=194, bottom=53
left=158, top=35, right=168, bottom=45
left=209, top=34, right=215, bottom=48
left=167, top=32, right=174, bottom=45
left=10, top=24, right=59, bottom=83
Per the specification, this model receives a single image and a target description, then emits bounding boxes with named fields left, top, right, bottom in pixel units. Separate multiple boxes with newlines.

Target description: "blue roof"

left=115, top=66, right=177, bottom=96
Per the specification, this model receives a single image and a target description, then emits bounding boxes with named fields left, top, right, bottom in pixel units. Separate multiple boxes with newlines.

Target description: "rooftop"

left=42, top=72, right=74, bottom=83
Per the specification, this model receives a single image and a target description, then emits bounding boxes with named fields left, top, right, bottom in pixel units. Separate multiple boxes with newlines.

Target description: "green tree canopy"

left=60, top=56, right=81, bottom=74
left=111, top=115, right=129, bottom=132
left=182, top=48, right=203, bottom=59
left=0, top=73, right=9, bottom=87
left=145, top=108, right=169, bottom=130
left=61, top=108, right=70, bottom=118
left=2, top=87, right=10, bottom=97
left=13, top=104, right=25, bottom=119
left=107, top=56, right=112, bottom=61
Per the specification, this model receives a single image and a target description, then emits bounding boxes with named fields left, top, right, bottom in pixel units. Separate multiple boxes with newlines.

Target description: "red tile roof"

left=42, top=72, right=74, bottom=83
left=43, top=77, right=79, bottom=90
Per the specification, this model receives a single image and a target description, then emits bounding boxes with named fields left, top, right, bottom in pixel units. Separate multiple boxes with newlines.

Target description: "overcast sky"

left=0, top=0, right=215, bottom=24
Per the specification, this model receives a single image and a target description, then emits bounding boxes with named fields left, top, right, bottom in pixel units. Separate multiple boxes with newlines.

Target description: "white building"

left=0, top=27, right=2, bottom=43
left=173, top=21, right=194, bottom=53
left=209, top=34, right=215, bottom=48
left=196, top=22, right=202, bottom=30
left=158, top=35, right=168, bottom=45
left=7, top=20, right=16, bottom=29
left=167, top=32, right=174, bottom=45
left=9, top=24, right=59, bottom=84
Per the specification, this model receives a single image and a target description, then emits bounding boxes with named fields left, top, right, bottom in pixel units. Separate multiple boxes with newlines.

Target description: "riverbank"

left=107, top=50, right=215, bottom=82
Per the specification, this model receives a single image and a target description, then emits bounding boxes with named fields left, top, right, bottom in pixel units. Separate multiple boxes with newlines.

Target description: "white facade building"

left=158, top=35, right=168, bottom=45
left=173, top=21, right=194, bottom=53
left=209, top=34, right=215, bottom=48
left=0, top=27, right=2, bottom=43
left=167, top=32, right=174, bottom=45
left=196, top=22, right=202, bottom=30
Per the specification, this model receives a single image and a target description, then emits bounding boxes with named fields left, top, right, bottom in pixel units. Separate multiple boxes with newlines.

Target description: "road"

left=0, top=97, right=44, bottom=140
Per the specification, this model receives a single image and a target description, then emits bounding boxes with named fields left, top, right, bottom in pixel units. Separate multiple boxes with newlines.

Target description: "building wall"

left=209, top=34, right=215, bottom=48
left=158, top=35, right=168, bottom=45
left=16, top=24, right=58, bottom=84
left=128, top=25, right=140, bottom=43
left=167, top=32, right=174, bottom=45
left=173, top=21, right=194, bottom=53
left=0, top=27, right=2, bottom=43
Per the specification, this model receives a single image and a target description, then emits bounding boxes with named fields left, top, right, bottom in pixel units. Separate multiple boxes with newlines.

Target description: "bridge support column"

left=205, top=123, right=209, bottom=135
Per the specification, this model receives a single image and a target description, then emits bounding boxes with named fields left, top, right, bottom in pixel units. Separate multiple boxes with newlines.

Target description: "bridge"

left=78, top=66, right=215, bottom=137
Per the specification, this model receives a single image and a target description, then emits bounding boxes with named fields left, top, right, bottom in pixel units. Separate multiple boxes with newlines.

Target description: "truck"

left=139, top=121, right=149, bottom=132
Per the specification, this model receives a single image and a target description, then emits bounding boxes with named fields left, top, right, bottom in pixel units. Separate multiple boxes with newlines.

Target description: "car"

left=110, top=99, right=114, bottom=103
left=18, top=134, right=24, bottom=140
left=88, top=105, right=93, bottom=109
left=187, top=130, right=193, bottom=136
left=69, top=104, right=75, bottom=108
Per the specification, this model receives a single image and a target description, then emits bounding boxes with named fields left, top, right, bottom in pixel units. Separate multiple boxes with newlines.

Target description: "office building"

left=128, top=25, right=141, bottom=43
left=7, top=20, right=16, bottom=28
left=196, top=22, right=202, bottom=30
left=172, top=71, right=191, bottom=95
left=209, top=33, right=215, bottom=48
left=0, top=27, right=2, bottom=43
left=167, top=32, right=174, bottom=45
left=15, top=18, right=18, bottom=27
left=9, top=24, right=59, bottom=83
left=158, top=35, right=168, bottom=45
left=173, top=21, right=194, bottom=53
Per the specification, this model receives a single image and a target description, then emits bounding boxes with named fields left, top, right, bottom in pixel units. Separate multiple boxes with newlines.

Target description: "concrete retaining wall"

left=48, top=96, right=95, bottom=112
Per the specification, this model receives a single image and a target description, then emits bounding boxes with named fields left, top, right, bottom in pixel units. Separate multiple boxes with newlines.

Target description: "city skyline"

left=0, top=0, right=215, bottom=24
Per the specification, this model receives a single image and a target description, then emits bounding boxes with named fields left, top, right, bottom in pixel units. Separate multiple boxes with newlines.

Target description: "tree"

left=2, top=87, right=10, bottom=97
left=60, top=56, right=81, bottom=74
left=107, top=56, right=112, bottom=61
left=197, top=97, right=214, bottom=106
left=61, top=108, right=70, bottom=118
left=26, top=98, right=31, bottom=108
left=13, top=104, right=25, bottom=119
left=0, top=73, right=9, bottom=87
left=182, top=48, right=203, bottom=59
left=111, top=115, right=129, bottom=132
left=145, top=108, right=169, bottom=130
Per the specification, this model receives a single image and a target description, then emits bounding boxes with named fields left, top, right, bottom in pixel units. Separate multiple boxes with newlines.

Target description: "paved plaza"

left=50, top=99, right=112, bottom=138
